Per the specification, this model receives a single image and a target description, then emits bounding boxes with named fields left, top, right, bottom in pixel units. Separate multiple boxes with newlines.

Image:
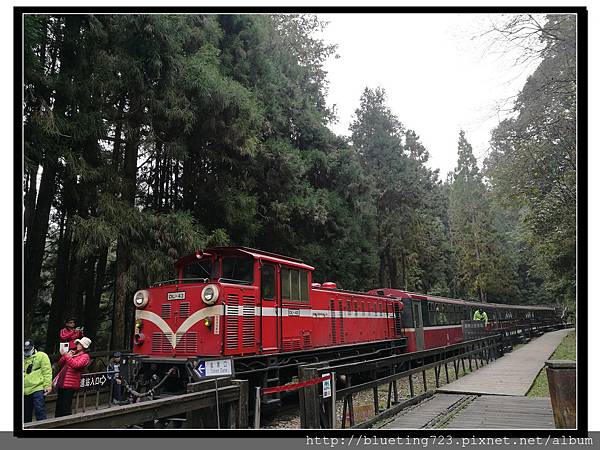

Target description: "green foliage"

left=350, top=88, right=452, bottom=293
left=485, top=14, right=576, bottom=308
left=448, top=131, right=520, bottom=302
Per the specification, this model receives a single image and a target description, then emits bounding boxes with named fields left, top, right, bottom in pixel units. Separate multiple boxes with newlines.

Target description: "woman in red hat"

left=54, top=337, right=91, bottom=417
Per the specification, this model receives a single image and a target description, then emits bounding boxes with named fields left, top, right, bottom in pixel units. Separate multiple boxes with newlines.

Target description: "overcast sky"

left=319, top=13, right=544, bottom=178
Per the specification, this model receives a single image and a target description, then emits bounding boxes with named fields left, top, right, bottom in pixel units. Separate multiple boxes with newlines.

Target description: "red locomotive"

left=129, top=246, right=561, bottom=392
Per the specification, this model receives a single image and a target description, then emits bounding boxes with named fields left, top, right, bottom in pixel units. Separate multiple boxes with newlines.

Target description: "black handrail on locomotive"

left=151, top=277, right=209, bottom=287
left=218, top=277, right=251, bottom=285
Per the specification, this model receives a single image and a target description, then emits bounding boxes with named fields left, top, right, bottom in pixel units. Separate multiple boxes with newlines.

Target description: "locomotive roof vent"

left=377, top=290, right=385, bottom=296
left=322, top=282, right=337, bottom=289
left=311, top=283, right=322, bottom=288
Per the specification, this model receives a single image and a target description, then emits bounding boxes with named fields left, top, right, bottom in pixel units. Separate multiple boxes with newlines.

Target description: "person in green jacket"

left=23, top=338, right=52, bottom=422
left=473, top=308, right=489, bottom=326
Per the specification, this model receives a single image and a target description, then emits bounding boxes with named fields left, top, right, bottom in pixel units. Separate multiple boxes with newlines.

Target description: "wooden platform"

left=380, top=394, right=469, bottom=429
left=446, top=395, right=555, bottom=429
left=437, top=329, right=571, bottom=396
left=380, top=394, right=555, bottom=429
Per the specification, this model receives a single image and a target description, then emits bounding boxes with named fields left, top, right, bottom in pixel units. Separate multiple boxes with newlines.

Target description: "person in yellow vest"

left=473, top=307, right=488, bottom=326
left=23, top=338, right=52, bottom=422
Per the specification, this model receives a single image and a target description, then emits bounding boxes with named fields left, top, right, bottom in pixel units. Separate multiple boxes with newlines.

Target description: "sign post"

left=330, top=372, right=336, bottom=429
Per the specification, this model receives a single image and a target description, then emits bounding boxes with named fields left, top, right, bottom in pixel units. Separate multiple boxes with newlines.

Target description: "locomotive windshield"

left=182, top=258, right=215, bottom=281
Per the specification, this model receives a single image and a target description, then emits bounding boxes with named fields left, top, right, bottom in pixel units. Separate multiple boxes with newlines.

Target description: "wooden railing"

left=298, top=335, right=503, bottom=428
left=24, top=378, right=248, bottom=429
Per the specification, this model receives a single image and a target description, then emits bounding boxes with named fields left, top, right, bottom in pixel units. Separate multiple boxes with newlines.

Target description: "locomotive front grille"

left=152, top=332, right=173, bottom=353
left=161, top=303, right=171, bottom=319
left=179, top=302, right=190, bottom=318
left=175, top=331, right=197, bottom=353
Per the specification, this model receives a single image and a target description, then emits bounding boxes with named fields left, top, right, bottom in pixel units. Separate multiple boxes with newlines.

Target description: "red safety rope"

left=261, top=374, right=331, bottom=395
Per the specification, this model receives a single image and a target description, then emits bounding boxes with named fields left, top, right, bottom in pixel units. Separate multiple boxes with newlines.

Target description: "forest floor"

left=526, top=329, right=576, bottom=397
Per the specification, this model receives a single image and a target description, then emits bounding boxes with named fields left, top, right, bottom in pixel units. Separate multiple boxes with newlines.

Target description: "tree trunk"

left=23, top=165, right=38, bottom=240
left=45, top=209, right=71, bottom=353
left=111, top=125, right=140, bottom=349
left=23, top=159, right=58, bottom=337
left=84, top=246, right=108, bottom=347
left=387, top=247, right=398, bottom=289
left=401, top=248, right=408, bottom=290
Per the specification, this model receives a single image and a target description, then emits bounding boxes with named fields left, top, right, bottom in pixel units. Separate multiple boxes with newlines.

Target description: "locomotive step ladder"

left=261, top=368, right=282, bottom=407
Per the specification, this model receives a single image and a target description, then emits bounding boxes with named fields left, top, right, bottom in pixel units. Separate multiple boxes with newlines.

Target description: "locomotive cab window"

left=221, top=257, right=254, bottom=284
left=261, top=264, right=276, bottom=299
left=281, top=267, right=309, bottom=302
left=182, top=258, right=214, bottom=281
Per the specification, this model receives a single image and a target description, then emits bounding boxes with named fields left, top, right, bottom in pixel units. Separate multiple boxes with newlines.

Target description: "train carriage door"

left=260, top=263, right=279, bottom=352
left=412, top=300, right=425, bottom=351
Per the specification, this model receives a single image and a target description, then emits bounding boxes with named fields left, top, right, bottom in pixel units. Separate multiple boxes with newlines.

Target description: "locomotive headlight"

left=133, top=290, right=149, bottom=309
left=201, top=284, right=219, bottom=305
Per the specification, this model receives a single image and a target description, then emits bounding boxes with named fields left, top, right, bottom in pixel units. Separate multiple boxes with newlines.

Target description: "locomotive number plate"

left=167, top=292, right=185, bottom=300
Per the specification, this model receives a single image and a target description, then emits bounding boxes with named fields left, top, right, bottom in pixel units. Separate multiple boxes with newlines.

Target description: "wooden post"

left=231, top=379, right=248, bottom=429
left=298, top=366, right=320, bottom=428
left=254, top=386, right=261, bottom=429
left=373, top=386, right=379, bottom=415
left=408, top=374, right=414, bottom=397
left=347, top=375, right=355, bottom=427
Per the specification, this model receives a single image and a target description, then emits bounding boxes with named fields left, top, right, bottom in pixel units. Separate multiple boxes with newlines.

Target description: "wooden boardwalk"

left=380, top=394, right=470, bottom=429
left=380, top=394, right=555, bottom=429
left=446, top=395, right=555, bottom=429
left=381, top=394, right=555, bottom=430
left=437, top=328, right=571, bottom=396
left=379, top=329, right=571, bottom=429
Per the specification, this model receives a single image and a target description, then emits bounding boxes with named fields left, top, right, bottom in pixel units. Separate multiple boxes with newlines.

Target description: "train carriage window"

left=221, top=257, right=254, bottom=284
left=353, top=301, right=358, bottom=316
left=260, top=264, right=276, bottom=299
left=281, top=267, right=309, bottom=303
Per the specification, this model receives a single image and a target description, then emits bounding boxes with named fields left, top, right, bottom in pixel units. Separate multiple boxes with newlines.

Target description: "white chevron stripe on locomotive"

left=135, top=305, right=223, bottom=348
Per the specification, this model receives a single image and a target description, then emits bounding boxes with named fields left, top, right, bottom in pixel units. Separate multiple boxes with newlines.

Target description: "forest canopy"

left=22, top=14, right=577, bottom=351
